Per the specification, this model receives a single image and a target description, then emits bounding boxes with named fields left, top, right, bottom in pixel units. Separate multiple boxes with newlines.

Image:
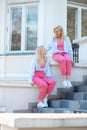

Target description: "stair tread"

left=35, top=107, right=87, bottom=113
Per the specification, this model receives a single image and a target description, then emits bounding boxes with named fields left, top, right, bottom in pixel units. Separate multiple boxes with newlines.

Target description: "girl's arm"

left=45, top=60, right=52, bottom=78
left=45, top=40, right=53, bottom=51
left=29, top=57, right=36, bottom=83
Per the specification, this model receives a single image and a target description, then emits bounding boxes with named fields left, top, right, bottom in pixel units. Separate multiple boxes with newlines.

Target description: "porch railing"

left=72, top=43, right=79, bottom=63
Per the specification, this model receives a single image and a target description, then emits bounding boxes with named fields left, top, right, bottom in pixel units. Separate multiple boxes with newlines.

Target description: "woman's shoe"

left=67, top=80, right=72, bottom=87
left=63, top=80, right=68, bottom=87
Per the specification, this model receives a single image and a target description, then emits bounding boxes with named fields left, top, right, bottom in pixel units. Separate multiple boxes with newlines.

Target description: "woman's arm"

left=65, top=36, right=73, bottom=61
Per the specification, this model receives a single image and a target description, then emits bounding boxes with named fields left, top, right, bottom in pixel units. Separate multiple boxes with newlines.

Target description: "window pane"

left=82, top=9, right=87, bottom=37
left=25, top=6, right=38, bottom=50
left=67, top=7, right=77, bottom=42
left=10, top=7, right=22, bottom=51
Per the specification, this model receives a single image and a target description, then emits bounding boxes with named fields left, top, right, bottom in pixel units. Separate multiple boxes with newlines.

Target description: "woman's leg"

left=53, top=53, right=66, bottom=75
left=63, top=53, right=72, bottom=76
left=63, top=53, right=72, bottom=87
left=53, top=53, right=68, bottom=87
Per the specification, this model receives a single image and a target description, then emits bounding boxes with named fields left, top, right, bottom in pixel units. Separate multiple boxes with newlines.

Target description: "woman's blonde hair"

left=53, top=25, right=65, bottom=41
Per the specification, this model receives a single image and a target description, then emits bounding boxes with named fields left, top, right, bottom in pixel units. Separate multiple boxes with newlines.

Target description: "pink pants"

left=33, top=76, right=56, bottom=100
left=53, top=52, right=72, bottom=75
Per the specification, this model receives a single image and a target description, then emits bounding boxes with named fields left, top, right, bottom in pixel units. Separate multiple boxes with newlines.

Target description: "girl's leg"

left=33, top=76, right=48, bottom=100
left=43, top=77, right=56, bottom=95
left=33, top=76, right=49, bottom=108
left=42, top=77, right=56, bottom=107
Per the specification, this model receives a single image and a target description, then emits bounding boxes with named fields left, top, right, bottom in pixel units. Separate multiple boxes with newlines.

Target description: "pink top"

left=57, top=41, right=64, bottom=51
left=40, top=63, right=46, bottom=68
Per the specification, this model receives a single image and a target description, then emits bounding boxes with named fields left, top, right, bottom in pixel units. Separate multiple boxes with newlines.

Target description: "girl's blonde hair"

left=53, top=25, right=65, bottom=41
left=36, top=46, right=45, bottom=59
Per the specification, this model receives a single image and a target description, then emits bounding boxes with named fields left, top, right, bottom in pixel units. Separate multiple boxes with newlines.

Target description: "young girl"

left=29, top=46, right=56, bottom=108
left=45, top=25, right=74, bottom=88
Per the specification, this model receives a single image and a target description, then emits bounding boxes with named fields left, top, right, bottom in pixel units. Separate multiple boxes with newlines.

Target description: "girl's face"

left=41, top=48, right=46, bottom=57
left=54, top=28, right=62, bottom=38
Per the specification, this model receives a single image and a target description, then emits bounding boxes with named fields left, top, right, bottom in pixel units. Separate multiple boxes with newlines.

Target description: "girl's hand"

left=29, top=81, right=35, bottom=87
left=31, top=82, right=35, bottom=86
left=71, top=61, right=75, bottom=67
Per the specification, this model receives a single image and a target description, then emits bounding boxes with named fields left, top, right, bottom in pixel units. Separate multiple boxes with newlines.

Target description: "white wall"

left=44, top=0, right=67, bottom=44
left=38, top=0, right=67, bottom=45
left=73, top=36, right=87, bottom=63
left=0, top=0, right=67, bottom=80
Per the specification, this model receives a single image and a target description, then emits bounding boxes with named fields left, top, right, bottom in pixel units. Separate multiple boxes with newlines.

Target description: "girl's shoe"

left=37, top=102, right=47, bottom=108
left=43, top=98, right=48, bottom=107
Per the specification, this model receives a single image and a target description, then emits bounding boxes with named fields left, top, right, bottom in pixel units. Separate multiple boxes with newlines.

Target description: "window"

left=82, top=9, right=87, bottom=37
left=67, top=1, right=87, bottom=41
left=9, top=4, right=38, bottom=52
left=10, top=7, right=22, bottom=51
left=25, top=6, right=38, bottom=50
left=67, top=7, right=77, bottom=42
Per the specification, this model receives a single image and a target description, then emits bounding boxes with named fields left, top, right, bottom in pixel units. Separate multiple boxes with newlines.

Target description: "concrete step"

left=65, top=92, right=87, bottom=100
left=0, top=106, right=6, bottom=113
left=33, top=107, right=87, bottom=113
left=74, top=85, right=87, bottom=92
left=33, top=107, right=75, bottom=113
left=13, top=109, right=31, bottom=113
left=49, top=99, right=87, bottom=110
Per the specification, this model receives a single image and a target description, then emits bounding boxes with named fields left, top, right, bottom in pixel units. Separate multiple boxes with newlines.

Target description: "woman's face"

left=54, top=28, right=62, bottom=38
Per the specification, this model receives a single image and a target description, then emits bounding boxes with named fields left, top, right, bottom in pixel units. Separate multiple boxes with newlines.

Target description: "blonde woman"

left=29, top=46, right=56, bottom=108
left=45, top=25, right=74, bottom=87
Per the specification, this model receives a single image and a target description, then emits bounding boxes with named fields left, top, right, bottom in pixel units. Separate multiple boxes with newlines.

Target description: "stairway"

left=32, top=84, right=87, bottom=113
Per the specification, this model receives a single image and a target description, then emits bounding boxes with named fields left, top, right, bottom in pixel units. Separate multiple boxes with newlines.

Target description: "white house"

left=0, top=0, right=87, bottom=112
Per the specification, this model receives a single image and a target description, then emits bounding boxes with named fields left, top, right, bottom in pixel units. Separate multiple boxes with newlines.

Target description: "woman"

left=29, top=46, right=56, bottom=108
left=45, top=25, right=74, bottom=88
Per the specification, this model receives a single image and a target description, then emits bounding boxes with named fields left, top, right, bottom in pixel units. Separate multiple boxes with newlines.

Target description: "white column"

left=43, top=0, right=67, bottom=44
left=37, top=0, right=45, bottom=46
left=0, top=0, right=7, bottom=54
left=0, top=0, right=7, bottom=79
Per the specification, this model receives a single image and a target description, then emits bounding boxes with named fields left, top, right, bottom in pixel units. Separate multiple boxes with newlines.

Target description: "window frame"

left=7, top=2, right=38, bottom=54
left=67, top=1, right=87, bottom=39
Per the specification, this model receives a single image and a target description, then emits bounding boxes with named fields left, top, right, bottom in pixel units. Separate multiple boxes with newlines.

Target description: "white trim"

left=21, top=5, right=25, bottom=51
left=68, top=1, right=87, bottom=8
left=77, top=8, right=81, bottom=38
left=37, top=0, right=45, bottom=45
left=4, top=73, right=29, bottom=80
left=73, top=36, right=87, bottom=44
left=9, top=0, right=39, bottom=5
